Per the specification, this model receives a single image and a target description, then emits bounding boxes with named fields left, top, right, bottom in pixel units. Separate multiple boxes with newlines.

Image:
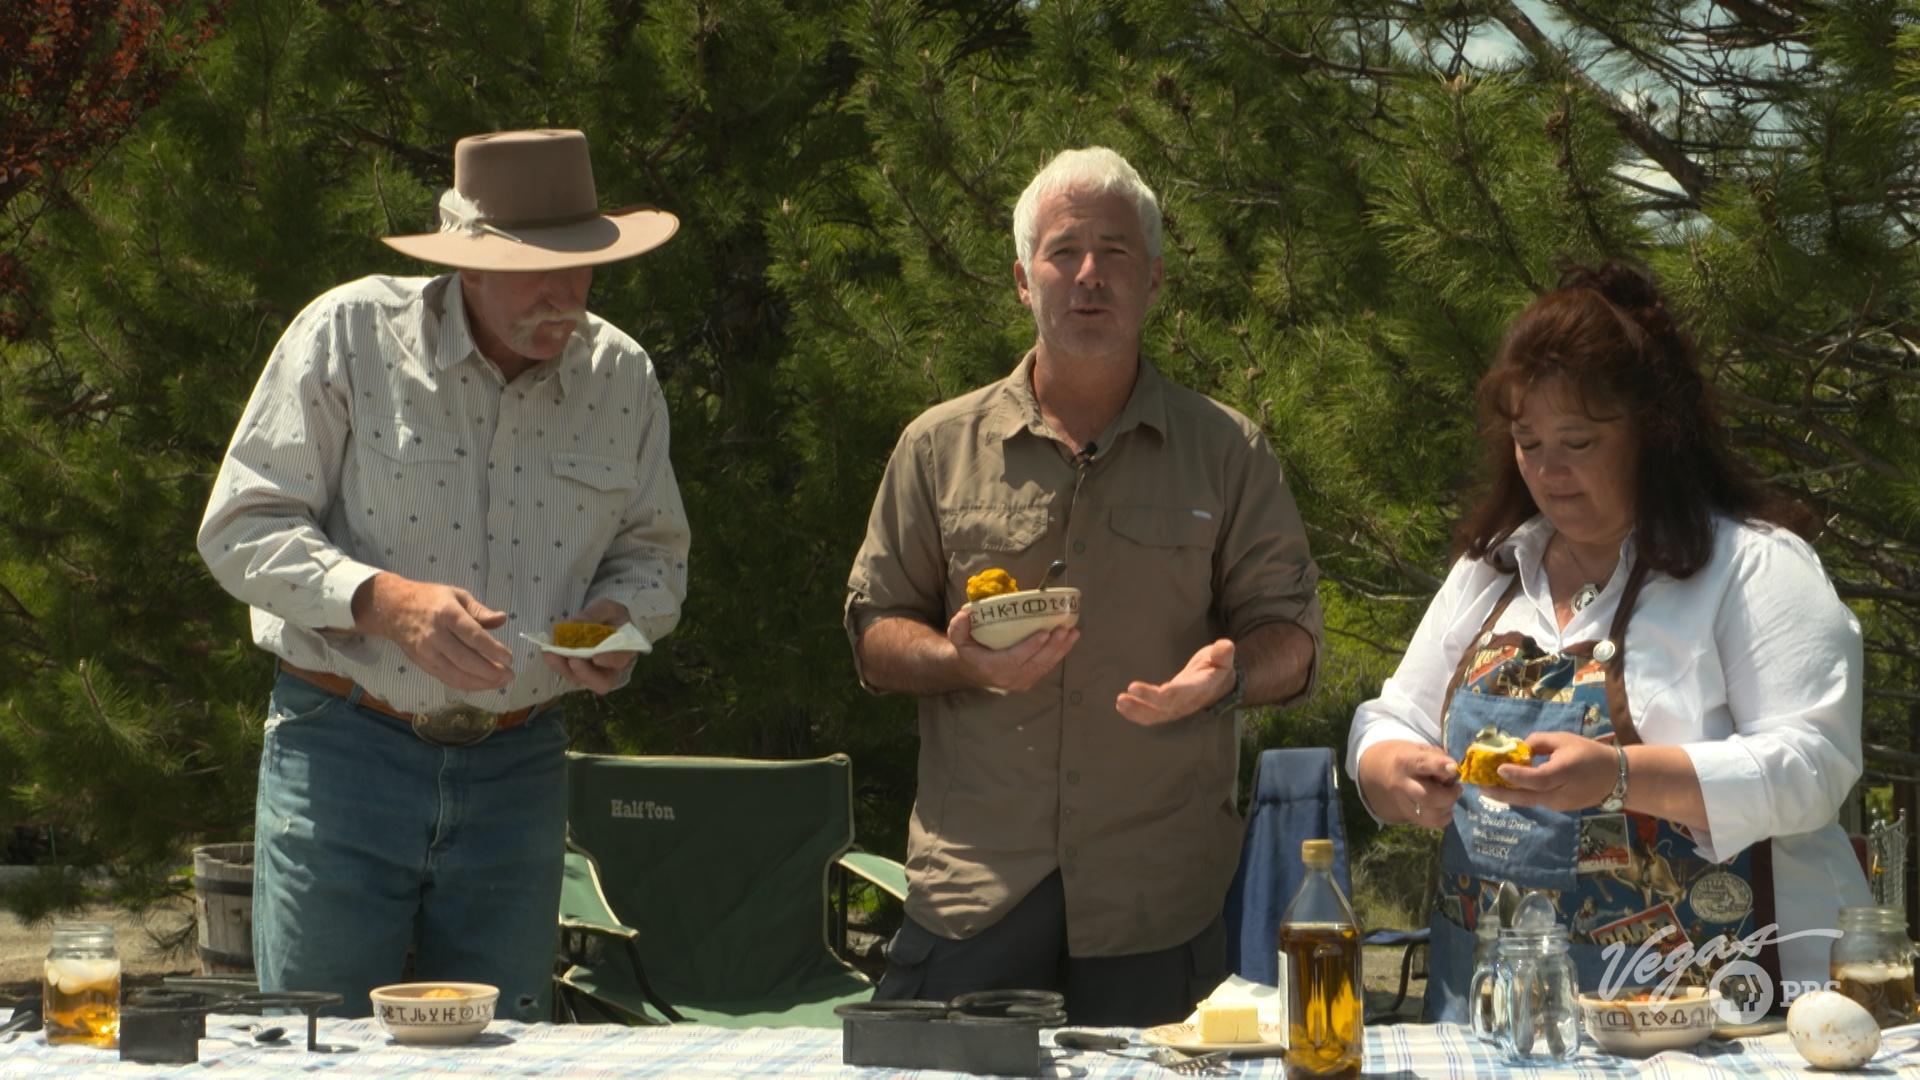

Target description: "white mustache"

left=508, top=307, right=585, bottom=348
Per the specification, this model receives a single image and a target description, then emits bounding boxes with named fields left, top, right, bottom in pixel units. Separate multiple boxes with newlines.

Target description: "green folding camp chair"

left=554, top=752, right=907, bottom=1029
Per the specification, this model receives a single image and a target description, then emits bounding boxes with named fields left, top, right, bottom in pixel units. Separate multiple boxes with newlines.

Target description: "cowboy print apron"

left=1424, top=561, right=1778, bottom=1023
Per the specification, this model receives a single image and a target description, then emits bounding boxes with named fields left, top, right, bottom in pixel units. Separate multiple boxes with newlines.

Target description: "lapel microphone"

left=1075, top=441, right=1099, bottom=466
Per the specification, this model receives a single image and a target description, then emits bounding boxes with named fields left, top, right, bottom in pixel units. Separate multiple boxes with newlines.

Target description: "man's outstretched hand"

left=1116, top=638, right=1235, bottom=725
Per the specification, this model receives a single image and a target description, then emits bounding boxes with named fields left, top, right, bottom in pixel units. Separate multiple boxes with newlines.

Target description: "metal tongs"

left=0, top=1003, right=42, bottom=1042
left=1054, top=1030, right=1232, bottom=1074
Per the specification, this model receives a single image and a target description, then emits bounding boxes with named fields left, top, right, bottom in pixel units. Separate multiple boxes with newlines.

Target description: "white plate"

left=1140, top=1021, right=1288, bottom=1056
left=519, top=624, right=653, bottom=658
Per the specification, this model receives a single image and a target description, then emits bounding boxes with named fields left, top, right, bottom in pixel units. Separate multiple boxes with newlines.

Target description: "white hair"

left=1012, top=147, right=1162, bottom=273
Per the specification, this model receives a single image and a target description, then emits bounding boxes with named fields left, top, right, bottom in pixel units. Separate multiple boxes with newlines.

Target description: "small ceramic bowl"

left=1577, top=987, right=1721, bottom=1055
left=965, top=587, right=1081, bottom=650
left=369, top=982, right=498, bottom=1045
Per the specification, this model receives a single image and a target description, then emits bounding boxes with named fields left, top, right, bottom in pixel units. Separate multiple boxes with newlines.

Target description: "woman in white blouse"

left=1347, top=260, right=1868, bottom=1023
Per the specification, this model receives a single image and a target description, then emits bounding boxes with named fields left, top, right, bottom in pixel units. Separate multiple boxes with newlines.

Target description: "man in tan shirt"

left=844, top=147, right=1323, bottom=1024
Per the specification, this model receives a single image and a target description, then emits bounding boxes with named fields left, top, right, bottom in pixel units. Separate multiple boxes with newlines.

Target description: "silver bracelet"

left=1598, top=744, right=1629, bottom=813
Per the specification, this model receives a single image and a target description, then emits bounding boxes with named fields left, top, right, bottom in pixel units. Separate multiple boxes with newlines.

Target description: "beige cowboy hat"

left=382, top=129, right=677, bottom=271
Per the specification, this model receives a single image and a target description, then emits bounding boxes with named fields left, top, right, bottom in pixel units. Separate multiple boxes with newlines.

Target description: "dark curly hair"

left=1455, top=259, right=1815, bottom=577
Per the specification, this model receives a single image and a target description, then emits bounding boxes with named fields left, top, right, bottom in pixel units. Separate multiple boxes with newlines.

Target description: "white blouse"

left=1347, top=514, right=1869, bottom=986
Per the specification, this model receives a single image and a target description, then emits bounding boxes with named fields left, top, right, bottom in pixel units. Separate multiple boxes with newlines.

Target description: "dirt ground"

left=0, top=899, right=199, bottom=1007
left=0, top=901, right=1427, bottom=1019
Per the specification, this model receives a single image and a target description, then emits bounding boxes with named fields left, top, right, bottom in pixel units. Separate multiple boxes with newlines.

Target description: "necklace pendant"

left=1571, top=583, right=1600, bottom=612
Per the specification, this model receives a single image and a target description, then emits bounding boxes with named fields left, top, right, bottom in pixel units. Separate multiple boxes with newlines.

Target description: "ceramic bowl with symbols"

left=1577, top=987, right=1720, bottom=1055
left=964, top=588, right=1081, bottom=650
left=370, top=982, right=498, bottom=1045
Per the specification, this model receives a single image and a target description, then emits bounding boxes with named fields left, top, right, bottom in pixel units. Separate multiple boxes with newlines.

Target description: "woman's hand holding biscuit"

left=1492, top=731, right=1620, bottom=812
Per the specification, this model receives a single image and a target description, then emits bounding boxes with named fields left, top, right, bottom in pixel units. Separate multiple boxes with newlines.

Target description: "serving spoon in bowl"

left=1036, top=559, right=1067, bottom=591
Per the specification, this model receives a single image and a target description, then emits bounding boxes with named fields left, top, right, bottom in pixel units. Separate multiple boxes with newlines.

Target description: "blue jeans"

left=254, top=673, right=567, bottom=1019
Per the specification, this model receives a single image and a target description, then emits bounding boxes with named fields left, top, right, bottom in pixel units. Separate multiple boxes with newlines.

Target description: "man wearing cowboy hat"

left=198, top=129, right=688, bottom=1018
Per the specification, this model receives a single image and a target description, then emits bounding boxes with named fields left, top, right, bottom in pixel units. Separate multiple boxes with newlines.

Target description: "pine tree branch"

left=1608, top=168, right=1696, bottom=208
left=1712, top=0, right=1803, bottom=37
left=1207, top=1, right=1415, bottom=82
left=1488, top=0, right=1715, bottom=203
left=1444, top=81, right=1542, bottom=294
left=1839, top=584, right=1920, bottom=605
left=1326, top=623, right=1415, bottom=659
left=328, top=121, right=448, bottom=178
left=877, top=164, right=995, bottom=290
left=1723, top=393, right=1904, bottom=479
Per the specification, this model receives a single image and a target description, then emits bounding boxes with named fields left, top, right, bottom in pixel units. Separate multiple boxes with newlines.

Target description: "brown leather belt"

left=278, top=661, right=542, bottom=746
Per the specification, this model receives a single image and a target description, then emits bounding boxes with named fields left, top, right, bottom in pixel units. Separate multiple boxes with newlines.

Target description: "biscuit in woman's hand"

left=1458, top=726, right=1533, bottom=787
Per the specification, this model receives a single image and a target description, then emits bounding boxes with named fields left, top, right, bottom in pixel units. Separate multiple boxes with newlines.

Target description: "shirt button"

left=1068, top=691, right=1083, bottom=705
left=1064, top=845, right=1078, bottom=859
left=1073, top=541, right=1086, bottom=554
left=1066, top=770, right=1080, bottom=785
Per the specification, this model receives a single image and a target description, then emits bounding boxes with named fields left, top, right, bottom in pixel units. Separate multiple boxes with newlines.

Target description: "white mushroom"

left=1786, top=990, right=1880, bottom=1070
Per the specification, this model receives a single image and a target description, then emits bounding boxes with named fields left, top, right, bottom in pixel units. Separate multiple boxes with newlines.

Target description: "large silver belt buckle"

left=409, top=705, right=498, bottom=747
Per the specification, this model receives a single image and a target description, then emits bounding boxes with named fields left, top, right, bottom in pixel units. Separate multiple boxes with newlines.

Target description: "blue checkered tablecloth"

left=3, top=1010, right=1918, bottom=1076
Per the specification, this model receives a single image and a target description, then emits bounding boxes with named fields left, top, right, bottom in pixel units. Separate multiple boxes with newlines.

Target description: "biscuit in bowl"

left=965, top=568, right=1019, bottom=603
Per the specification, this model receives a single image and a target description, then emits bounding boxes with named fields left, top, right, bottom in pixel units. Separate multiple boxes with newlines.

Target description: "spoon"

left=1036, top=559, right=1067, bottom=591
left=1496, top=880, right=1521, bottom=929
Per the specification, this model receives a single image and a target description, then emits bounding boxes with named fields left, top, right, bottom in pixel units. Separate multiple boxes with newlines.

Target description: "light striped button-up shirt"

left=198, top=273, right=689, bottom=715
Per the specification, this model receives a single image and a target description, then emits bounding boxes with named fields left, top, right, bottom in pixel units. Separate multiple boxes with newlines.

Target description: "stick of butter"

left=1196, top=1001, right=1260, bottom=1043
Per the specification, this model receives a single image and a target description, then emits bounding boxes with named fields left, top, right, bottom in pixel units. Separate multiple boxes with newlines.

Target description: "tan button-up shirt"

left=845, top=353, right=1322, bottom=956
left=198, top=274, right=690, bottom=714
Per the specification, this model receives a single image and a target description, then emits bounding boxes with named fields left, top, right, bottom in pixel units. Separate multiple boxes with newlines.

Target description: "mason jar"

left=1469, top=926, right=1580, bottom=1062
left=43, top=922, right=121, bottom=1047
left=1831, top=905, right=1917, bottom=1028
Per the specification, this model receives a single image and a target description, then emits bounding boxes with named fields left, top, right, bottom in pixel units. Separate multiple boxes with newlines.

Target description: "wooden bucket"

left=192, top=842, right=254, bottom=975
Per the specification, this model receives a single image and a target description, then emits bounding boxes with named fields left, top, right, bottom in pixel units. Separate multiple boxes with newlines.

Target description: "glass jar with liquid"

left=1831, top=905, right=1917, bottom=1027
left=43, top=922, right=120, bottom=1047
left=1280, top=839, right=1363, bottom=1079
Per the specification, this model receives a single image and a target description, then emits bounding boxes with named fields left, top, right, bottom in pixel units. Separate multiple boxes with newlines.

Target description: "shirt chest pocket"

left=941, top=506, right=1050, bottom=597
left=1110, top=505, right=1216, bottom=596
left=358, top=419, right=464, bottom=466
left=1110, top=505, right=1216, bottom=549
left=552, top=452, right=639, bottom=513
